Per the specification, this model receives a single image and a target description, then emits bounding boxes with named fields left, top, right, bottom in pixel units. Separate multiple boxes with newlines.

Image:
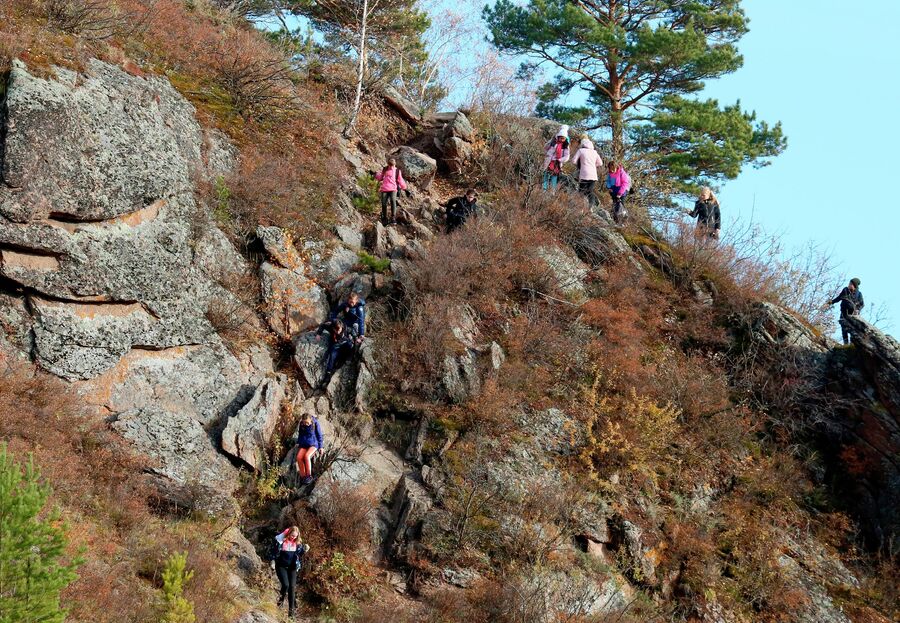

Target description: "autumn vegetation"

left=0, top=0, right=897, bottom=621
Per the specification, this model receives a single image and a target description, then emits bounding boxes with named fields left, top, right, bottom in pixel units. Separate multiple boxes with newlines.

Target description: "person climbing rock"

left=330, top=291, right=366, bottom=343
left=829, top=278, right=865, bottom=345
left=571, top=137, right=603, bottom=209
left=375, top=157, right=410, bottom=225
left=445, top=189, right=479, bottom=233
left=315, top=318, right=356, bottom=389
left=295, top=412, right=324, bottom=483
left=268, top=526, right=310, bottom=617
left=688, top=187, right=721, bottom=239
left=606, top=161, right=631, bottom=223
left=542, top=126, right=570, bottom=191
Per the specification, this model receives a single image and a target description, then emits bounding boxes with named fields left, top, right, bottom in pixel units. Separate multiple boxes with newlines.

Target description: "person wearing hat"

left=542, top=126, right=570, bottom=191
left=571, top=137, right=604, bottom=209
left=829, top=278, right=864, bottom=344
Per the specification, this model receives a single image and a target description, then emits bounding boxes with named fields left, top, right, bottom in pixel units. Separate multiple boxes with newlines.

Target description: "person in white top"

left=541, top=125, right=570, bottom=191
left=571, top=137, right=604, bottom=209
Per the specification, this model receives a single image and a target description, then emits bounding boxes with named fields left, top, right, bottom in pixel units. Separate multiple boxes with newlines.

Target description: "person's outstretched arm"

left=830, top=288, right=848, bottom=305
left=712, top=204, right=721, bottom=230
left=315, top=420, right=324, bottom=449
left=857, top=292, right=864, bottom=311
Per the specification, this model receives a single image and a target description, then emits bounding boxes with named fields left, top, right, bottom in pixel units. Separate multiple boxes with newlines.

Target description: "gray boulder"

left=385, top=473, right=434, bottom=562
left=259, top=262, right=328, bottom=339
left=382, top=86, right=421, bottom=124
left=235, top=611, right=279, bottom=623
left=29, top=295, right=210, bottom=381
left=1, top=60, right=203, bottom=222
left=293, top=332, right=329, bottom=388
left=752, top=302, right=828, bottom=352
left=391, top=146, right=437, bottom=189
left=84, top=341, right=248, bottom=426
left=442, top=137, right=473, bottom=173
left=255, top=225, right=328, bottom=339
left=320, top=246, right=360, bottom=284
left=823, top=316, right=900, bottom=545
left=221, top=377, right=285, bottom=471
left=111, top=406, right=238, bottom=512
left=440, top=111, right=475, bottom=142
left=537, top=246, right=589, bottom=301
left=335, top=224, right=364, bottom=250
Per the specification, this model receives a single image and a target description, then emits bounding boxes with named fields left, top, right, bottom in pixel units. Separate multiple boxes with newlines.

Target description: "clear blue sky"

left=699, top=0, right=900, bottom=330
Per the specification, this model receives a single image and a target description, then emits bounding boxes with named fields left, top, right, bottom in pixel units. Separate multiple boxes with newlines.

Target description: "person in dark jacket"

left=829, top=278, right=864, bottom=344
left=688, top=187, right=721, bottom=238
left=445, top=189, right=478, bottom=233
left=295, top=412, right=324, bottom=483
left=315, top=319, right=355, bottom=388
left=268, top=526, right=310, bottom=617
left=330, top=291, right=366, bottom=342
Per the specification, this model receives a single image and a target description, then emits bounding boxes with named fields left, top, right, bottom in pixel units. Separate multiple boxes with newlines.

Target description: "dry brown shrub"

left=315, top=481, right=377, bottom=551
left=220, top=115, right=343, bottom=238
left=0, top=364, right=244, bottom=622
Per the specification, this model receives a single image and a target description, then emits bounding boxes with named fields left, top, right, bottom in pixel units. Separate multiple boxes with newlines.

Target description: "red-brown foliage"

left=0, top=363, right=241, bottom=623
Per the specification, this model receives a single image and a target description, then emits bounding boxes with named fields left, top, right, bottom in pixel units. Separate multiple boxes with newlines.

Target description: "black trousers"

left=579, top=180, right=598, bottom=208
left=610, top=189, right=627, bottom=222
left=380, top=191, right=397, bottom=222
left=275, top=564, right=298, bottom=613
left=839, top=315, right=855, bottom=344
left=324, top=341, right=354, bottom=374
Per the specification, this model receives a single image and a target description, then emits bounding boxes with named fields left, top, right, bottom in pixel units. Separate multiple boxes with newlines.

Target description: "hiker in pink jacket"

left=606, top=161, right=631, bottom=223
left=571, top=137, right=603, bottom=209
left=375, top=157, right=409, bottom=225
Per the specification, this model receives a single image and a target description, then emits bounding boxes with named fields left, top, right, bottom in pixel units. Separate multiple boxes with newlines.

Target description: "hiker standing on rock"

left=268, top=526, right=309, bottom=618
left=688, top=187, right=721, bottom=239
left=445, top=189, right=479, bottom=233
left=315, top=319, right=356, bottom=388
left=295, top=412, right=324, bottom=484
left=571, top=137, right=603, bottom=209
left=375, top=157, right=410, bottom=226
left=606, top=161, right=631, bottom=223
left=542, top=126, right=570, bottom=191
left=829, top=278, right=865, bottom=345
left=330, top=291, right=366, bottom=343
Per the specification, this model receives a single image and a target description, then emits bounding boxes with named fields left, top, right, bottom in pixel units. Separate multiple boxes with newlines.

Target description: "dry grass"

left=0, top=363, right=242, bottom=623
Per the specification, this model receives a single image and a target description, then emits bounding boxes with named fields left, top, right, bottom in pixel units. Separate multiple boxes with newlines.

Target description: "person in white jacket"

left=571, top=137, right=603, bottom=209
left=542, top=125, right=570, bottom=191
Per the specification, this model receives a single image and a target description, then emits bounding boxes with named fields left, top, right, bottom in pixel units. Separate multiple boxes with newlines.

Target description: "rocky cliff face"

left=0, top=59, right=265, bottom=510
left=748, top=303, right=900, bottom=548
left=1, top=56, right=897, bottom=623
left=823, top=317, right=900, bottom=547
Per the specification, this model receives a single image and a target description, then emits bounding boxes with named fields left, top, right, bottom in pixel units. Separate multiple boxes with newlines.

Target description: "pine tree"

left=160, top=552, right=196, bottom=623
left=483, top=0, right=786, bottom=188
left=0, top=444, right=80, bottom=623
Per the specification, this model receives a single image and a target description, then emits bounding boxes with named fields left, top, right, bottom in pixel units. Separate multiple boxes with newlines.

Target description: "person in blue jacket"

left=329, top=291, right=366, bottom=342
left=267, top=526, right=310, bottom=617
left=295, top=412, right=324, bottom=484
left=315, top=319, right=356, bottom=389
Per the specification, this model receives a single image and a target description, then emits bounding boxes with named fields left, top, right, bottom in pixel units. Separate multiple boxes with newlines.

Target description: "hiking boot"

left=277, top=594, right=285, bottom=607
